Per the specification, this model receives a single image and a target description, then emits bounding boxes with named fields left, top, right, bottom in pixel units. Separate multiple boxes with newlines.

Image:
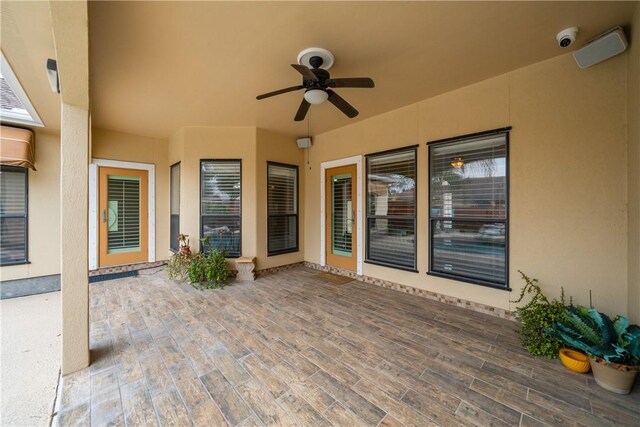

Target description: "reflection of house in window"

left=429, top=130, right=509, bottom=287
left=267, top=162, right=298, bottom=256
left=200, top=160, right=242, bottom=257
left=366, top=148, right=417, bottom=271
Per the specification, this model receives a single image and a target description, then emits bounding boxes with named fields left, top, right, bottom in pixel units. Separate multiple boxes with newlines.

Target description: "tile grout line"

left=68, top=267, right=640, bottom=427
left=127, top=292, right=168, bottom=427
left=48, top=368, right=62, bottom=427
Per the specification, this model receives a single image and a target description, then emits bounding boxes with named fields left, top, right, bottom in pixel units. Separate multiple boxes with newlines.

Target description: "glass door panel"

left=332, top=173, right=353, bottom=257
left=325, top=164, right=357, bottom=271
left=107, top=175, right=141, bottom=254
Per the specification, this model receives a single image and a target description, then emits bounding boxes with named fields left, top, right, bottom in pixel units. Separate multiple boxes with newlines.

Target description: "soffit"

left=89, top=1, right=638, bottom=139
left=1, top=1, right=60, bottom=132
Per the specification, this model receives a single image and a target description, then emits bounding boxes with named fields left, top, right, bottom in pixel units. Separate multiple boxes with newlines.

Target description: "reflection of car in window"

left=478, top=223, right=505, bottom=236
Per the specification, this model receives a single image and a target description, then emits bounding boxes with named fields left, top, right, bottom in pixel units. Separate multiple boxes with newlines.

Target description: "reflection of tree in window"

left=429, top=132, right=509, bottom=287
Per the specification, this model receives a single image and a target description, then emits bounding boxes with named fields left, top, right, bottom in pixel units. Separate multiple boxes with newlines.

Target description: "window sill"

left=365, top=259, right=418, bottom=273
left=0, top=260, right=31, bottom=267
left=267, top=248, right=299, bottom=257
left=427, top=271, right=511, bottom=291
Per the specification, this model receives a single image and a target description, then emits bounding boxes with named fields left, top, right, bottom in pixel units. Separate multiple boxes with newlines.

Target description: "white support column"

left=50, top=0, right=91, bottom=375
left=60, top=103, right=90, bottom=374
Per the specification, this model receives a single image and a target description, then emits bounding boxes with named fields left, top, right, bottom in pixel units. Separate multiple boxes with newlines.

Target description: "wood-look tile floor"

left=55, top=267, right=640, bottom=426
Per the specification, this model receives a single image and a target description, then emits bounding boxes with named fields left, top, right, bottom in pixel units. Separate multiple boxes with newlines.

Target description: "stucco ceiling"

left=3, top=2, right=637, bottom=139
left=89, top=1, right=638, bottom=139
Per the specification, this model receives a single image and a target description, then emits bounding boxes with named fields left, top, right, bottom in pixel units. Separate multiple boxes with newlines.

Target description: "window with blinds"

left=366, top=147, right=417, bottom=271
left=0, top=166, right=28, bottom=265
left=267, top=163, right=298, bottom=256
left=200, top=160, right=241, bottom=257
left=107, top=175, right=141, bottom=253
left=170, top=162, right=180, bottom=252
left=428, top=129, right=509, bottom=288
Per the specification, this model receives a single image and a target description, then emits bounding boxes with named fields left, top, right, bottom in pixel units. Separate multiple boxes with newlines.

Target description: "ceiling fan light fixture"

left=451, top=157, right=464, bottom=169
left=304, top=89, right=328, bottom=105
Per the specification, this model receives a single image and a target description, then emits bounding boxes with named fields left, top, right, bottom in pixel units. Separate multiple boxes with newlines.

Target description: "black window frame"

left=169, top=161, right=180, bottom=252
left=427, top=127, right=511, bottom=290
left=267, top=161, right=299, bottom=256
left=0, top=165, right=29, bottom=266
left=365, top=145, right=418, bottom=272
left=199, top=159, right=242, bottom=258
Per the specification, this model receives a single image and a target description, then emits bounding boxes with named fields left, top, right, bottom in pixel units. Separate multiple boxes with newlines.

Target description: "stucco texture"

left=0, top=131, right=60, bottom=282
left=627, top=8, right=640, bottom=324
left=305, top=52, right=630, bottom=317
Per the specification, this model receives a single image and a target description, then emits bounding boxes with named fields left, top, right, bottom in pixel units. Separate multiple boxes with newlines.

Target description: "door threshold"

left=89, top=260, right=166, bottom=277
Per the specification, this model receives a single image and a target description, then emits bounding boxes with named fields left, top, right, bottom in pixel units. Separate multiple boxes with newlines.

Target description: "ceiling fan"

left=256, top=48, right=375, bottom=121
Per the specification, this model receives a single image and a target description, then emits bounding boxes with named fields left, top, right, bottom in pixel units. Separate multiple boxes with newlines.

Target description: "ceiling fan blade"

left=327, top=77, right=375, bottom=88
left=291, top=64, right=318, bottom=81
left=256, top=85, right=304, bottom=100
left=294, top=99, right=311, bottom=121
left=327, top=90, right=358, bottom=118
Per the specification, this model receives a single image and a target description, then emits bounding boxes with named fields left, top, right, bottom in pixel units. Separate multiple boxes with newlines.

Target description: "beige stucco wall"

left=173, top=127, right=257, bottom=256
left=168, top=126, right=305, bottom=270
left=306, top=51, right=630, bottom=317
left=0, top=130, right=61, bottom=281
left=255, top=129, right=305, bottom=270
left=628, top=8, right=640, bottom=324
left=91, top=128, right=170, bottom=260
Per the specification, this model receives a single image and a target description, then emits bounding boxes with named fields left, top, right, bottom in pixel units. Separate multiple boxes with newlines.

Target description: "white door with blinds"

left=98, top=167, right=149, bottom=267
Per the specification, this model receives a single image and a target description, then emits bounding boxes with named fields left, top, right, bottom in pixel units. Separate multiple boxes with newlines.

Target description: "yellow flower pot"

left=559, top=349, right=590, bottom=373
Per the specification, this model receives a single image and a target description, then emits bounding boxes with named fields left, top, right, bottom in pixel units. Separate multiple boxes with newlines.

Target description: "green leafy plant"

left=511, top=270, right=566, bottom=358
left=186, top=237, right=229, bottom=289
left=546, top=306, right=640, bottom=366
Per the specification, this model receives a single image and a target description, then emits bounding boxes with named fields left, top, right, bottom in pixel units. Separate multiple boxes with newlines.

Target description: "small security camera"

left=557, top=27, right=579, bottom=48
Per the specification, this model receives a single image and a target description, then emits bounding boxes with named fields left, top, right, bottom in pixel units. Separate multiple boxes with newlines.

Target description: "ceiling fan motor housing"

left=309, top=55, right=324, bottom=69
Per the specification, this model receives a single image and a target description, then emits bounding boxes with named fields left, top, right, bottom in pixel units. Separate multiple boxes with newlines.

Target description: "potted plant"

left=178, top=233, right=191, bottom=255
left=546, top=305, right=640, bottom=394
left=186, top=237, right=229, bottom=290
left=511, top=271, right=566, bottom=358
left=558, top=348, right=590, bottom=374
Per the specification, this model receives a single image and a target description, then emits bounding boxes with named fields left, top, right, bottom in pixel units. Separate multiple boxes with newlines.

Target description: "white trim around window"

left=320, top=155, right=363, bottom=275
left=89, top=159, right=156, bottom=270
left=0, top=51, right=44, bottom=128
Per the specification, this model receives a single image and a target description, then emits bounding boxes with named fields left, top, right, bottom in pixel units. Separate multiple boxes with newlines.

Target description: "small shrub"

left=167, top=251, right=191, bottom=282
left=186, top=249, right=229, bottom=290
left=511, top=270, right=566, bottom=358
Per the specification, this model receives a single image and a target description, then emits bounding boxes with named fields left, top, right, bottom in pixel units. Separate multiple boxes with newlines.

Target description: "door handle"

left=101, top=209, right=107, bottom=223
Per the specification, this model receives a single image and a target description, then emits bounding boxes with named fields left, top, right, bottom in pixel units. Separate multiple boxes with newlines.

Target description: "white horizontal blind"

left=170, top=163, right=180, bottom=251
left=107, top=176, right=141, bottom=253
left=201, top=160, right=241, bottom=257
left=429, top=132, right=508, bottom=286
left=366, top=148, right=417, bottom=270
left=267, top=163, right=298, bottom=255
left=0, top=166, right=27, bottom=264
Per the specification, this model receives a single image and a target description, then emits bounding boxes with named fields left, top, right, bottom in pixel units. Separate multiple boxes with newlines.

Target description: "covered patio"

left=55, top=267, right=640, bottom=426
left=1, top=1, right=640, bottom=425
